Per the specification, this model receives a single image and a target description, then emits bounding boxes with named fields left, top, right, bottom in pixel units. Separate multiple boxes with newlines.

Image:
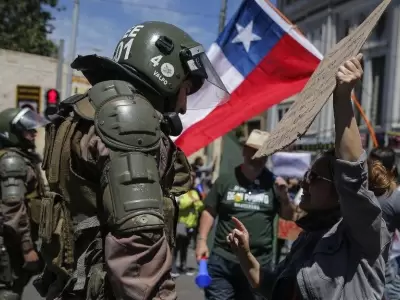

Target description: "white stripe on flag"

left=173, top=43, right=244, bottom=141
left=255, top=0, right=323, bottom=60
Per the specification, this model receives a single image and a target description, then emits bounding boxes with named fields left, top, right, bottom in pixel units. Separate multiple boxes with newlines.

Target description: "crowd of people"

left=0, top=18, right=398, bottom=300
left=194, top=54, right=400, bottom=300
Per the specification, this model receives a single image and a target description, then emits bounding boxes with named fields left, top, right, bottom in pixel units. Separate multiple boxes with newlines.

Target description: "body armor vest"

left=0, top=148, right=46, bottom=229
left=39, top=93, right=192, bottom=298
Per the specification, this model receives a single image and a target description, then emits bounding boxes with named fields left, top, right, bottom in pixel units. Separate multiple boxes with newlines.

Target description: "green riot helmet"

left=0, top=107, right=49, bottom=148
left=71, top=21, right=228, bottom=113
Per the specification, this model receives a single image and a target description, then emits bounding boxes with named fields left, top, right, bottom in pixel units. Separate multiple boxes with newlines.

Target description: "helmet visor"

left=183, top=45, right=230, bottom=110
left=13, top=108, right=50, bottom=131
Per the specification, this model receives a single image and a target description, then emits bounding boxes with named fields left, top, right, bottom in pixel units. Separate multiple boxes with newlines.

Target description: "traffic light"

left=44, top=88, right=60, bottom=119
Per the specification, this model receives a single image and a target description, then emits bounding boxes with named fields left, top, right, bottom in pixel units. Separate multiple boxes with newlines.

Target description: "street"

left=22, top=249, right=204, bottom=300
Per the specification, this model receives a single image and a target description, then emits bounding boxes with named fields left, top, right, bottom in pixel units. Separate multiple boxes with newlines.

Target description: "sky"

left=46, top=0, right=245, bottom=61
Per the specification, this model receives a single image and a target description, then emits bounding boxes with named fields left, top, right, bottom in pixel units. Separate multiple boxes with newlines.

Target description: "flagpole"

left=209, top=0, right=228, bottom=181
left=217, top=0, right=228, bottom=170
left=219, top=0, right=228, bottom=33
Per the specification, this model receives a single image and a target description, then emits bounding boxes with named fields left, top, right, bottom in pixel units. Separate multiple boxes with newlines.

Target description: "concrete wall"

left=0, top=49, right=91, bottom=183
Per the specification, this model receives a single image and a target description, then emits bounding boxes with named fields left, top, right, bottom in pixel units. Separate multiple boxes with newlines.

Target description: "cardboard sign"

left=255, top=0, right=392, bottom=158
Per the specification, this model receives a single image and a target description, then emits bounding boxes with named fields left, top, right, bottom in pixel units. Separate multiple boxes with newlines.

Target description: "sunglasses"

left=303, top=170, right=333, bottom=184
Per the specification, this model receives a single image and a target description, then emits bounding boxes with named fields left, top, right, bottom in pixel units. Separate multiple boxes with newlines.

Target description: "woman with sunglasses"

left=226, top=54, right=391, bottom=300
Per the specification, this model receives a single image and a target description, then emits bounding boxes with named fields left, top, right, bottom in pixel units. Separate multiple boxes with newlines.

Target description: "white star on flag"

left=232, top=20, right=262, bottom=52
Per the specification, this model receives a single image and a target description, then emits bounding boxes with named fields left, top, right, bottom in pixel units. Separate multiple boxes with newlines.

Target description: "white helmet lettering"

left=115, top=25, right=145, bottom=61
left=153, top=70, right=168, bottom=86
left=123, top=25, right=144, bottom=39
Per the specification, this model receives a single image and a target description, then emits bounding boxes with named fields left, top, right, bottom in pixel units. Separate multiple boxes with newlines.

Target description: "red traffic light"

left=46, top=89, right=59, bottom=105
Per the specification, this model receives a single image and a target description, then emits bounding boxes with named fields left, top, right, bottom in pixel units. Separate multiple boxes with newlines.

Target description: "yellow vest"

left=177, top=190, right=204, bottom=228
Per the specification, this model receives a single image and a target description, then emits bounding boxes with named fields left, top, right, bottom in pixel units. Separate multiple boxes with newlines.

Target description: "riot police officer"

left=37, top=21, right=228, bottom=299
left=0, top=107, right=48, bottom=300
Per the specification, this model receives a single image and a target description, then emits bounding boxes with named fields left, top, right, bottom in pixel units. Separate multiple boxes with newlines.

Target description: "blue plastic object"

left=195, top=257, right=212, bottom=288
left=196, top=183, right=204, bottom=194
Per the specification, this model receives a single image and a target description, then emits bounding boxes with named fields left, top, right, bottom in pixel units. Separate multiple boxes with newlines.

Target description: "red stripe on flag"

left=176, top=34, right=320, bottom=156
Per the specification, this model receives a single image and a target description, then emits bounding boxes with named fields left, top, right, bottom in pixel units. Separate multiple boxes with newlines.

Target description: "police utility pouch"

left=86, top=263, right=107, bottom=300
left=39, top=192, right=63, bottom=243
left=32, top=269, right=57, bottom=297
left=161, top=112, right=183, bottom=136
left=0, top=237, right=12, bottom=286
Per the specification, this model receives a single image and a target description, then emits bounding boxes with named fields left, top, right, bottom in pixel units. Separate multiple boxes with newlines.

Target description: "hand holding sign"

left=254, top=0, right=392, bottom=158
left=335, top=54, right=364, bottom=95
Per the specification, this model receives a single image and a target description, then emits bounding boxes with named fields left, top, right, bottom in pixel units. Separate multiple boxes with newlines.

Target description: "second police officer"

left=0, top=107, right=48, bottom=300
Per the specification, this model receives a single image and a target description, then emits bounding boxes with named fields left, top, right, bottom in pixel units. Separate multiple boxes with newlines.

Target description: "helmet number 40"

left=150, top=55, right=163, bottom=67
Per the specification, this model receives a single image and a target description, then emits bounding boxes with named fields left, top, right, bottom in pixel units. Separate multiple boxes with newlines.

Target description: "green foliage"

left=0, top=0, right=63, bottom=57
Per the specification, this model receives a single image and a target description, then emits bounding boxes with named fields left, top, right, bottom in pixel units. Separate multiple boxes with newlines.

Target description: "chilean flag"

left=174, top=0, right=322, bottom=156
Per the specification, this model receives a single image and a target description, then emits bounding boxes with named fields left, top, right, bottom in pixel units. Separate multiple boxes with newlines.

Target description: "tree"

left=0, top=0, right=63, bottom=57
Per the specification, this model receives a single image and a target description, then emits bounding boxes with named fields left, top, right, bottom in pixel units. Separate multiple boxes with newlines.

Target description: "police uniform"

left=0, top=107, right=49, bottom=300
left=36, top=21, right=228, bottom=300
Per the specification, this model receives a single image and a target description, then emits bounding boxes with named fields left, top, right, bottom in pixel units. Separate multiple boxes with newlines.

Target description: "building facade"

left=274, top=0, right=400, bottom=150
left=0, top=49, right=91, bottom=181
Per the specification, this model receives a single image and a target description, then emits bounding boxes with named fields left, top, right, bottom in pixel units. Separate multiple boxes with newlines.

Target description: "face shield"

left=181, top=45, right=230, bottom=110
left=12, top=108, right=50, bottom=131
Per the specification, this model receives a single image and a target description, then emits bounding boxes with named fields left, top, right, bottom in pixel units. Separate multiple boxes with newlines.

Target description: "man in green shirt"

left=196, top=130, right=296, bottom=300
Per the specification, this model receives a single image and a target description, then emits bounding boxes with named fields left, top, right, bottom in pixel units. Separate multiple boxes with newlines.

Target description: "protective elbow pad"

left=104, top=151, right=164, bottom=234
left=0, top=152, right=27, bottom=201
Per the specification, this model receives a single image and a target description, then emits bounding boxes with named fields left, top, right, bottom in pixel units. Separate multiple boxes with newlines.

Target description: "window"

left=370, top=55, right=386, bottom=126
left=337, top=19, right=351, bottom=41
left=203, top=144, right=209, bottom=157
left=277, top=103, right=292, bottom=121
left=344, top=19, right=351, bottom=37
left=373, top=12, right=387, bottom=39
left=243, top=117, right=264, bottom=139
left=317, top=28, right=323, bottom=52
left=358, top=13, right=367, bottom=27
left=246, top=119, right=262, bottom=135
left=388, top=135, right=400, bottom=149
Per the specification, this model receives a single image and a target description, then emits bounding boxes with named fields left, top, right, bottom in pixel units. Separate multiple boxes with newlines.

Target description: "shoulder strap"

left=59, top=92, right=95, bottom=121
left=60, top=93, right=88, bottom=107
left=0, top=149, right=8, bottom=159
left=0, top=148, right=27, bottom=161
left=47, top=116, right=74, bottom=189
left=73, top=95, right=95, bottom=121
left=44, top=93, right=88, bottom=187
left=54, top=93, right=88, bottom=121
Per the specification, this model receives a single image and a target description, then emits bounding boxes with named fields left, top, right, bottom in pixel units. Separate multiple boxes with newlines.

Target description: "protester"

left=193, top=156, right=215, bottom=174
left=196, top=129, right=296, bottom=300
left=227, top=54, right=391, bottom=299
left=193, top=156, right=205, bottom=169
left=290, top=178, right=302, bottom=193
left=275, top=177, right=302, bottom=261
left=190, top=164, right=206, bottom=250
left=193, top=156, right=216, bottom=197
left=271, top=152, right=311, bottom=261
left=172, top=171, right=204, bottom=277
left=368, top=146, right=400, bottom=299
